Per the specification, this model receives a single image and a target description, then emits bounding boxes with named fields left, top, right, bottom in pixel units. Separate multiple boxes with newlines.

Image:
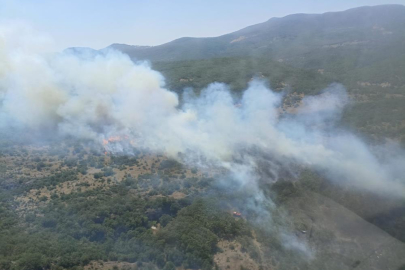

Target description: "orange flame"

left=103, top=135, right=129, bottom=145
left=102, top=135, right=131, bottom=155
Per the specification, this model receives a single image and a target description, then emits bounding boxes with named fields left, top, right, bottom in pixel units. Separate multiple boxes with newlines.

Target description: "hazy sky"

left=1, top=0, right=404, bottom=50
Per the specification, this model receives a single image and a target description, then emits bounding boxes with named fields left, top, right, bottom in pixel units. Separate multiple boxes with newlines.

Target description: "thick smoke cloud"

left=0, top=23, right=404, bottom=199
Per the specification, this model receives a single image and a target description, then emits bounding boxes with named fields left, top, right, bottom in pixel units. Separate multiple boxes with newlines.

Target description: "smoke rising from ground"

left=0, top=23, right=404, bottom=201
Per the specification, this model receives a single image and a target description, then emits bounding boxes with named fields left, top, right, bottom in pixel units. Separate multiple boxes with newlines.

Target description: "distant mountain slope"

left=69, top=4, right=405, bottom=143
left=107, top=4, right=405, bottom=66
left=152, top=57, right=331, bottom=95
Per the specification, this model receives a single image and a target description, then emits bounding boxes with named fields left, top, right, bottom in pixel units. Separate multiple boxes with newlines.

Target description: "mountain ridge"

left=100, top=4, right=405, bottom=64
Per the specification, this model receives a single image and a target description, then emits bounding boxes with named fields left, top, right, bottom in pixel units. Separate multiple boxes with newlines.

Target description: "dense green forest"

left=0, top=141, right=318, bottom=270
left=152, top=56, right=405, bottom=145
left=1, top=139, right=405, bottom=270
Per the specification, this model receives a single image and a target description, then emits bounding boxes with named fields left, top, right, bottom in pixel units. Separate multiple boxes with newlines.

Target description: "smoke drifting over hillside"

left=0, top=23, right=404, bottom=199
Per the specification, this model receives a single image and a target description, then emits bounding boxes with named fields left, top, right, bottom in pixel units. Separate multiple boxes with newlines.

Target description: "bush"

left=158, top=213, right=172, bottom=225
left=163, top=261, right=176, bottom=270
left=93, top=172, right=104, bottom=179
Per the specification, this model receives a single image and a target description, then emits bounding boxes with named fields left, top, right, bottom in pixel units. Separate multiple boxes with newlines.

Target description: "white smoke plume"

left=0, top=22, right=404, bottom=200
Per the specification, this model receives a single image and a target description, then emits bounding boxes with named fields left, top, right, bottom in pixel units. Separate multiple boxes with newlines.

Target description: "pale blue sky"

left=1, top=0, right=404, bottom=50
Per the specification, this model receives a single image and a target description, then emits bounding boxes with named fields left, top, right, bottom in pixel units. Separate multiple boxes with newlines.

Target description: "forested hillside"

left=102, top=5, right=405, bottom=143
left=150, top=56, right=405, bottom=144
left=2, top=4, right=405, bottom=270
left=1, top=139, right=405, bottom=270
left=108, top=5, right=405, bottom=65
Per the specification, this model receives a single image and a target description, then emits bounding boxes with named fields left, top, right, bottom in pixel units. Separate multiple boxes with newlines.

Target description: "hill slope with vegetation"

left=2, top=4, right=405, bottom=270
left=102, top=5, right=405, bottom=143
left=1, top=141, right=405, bottom=270
left=108, top=5, right=405, bottom=65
